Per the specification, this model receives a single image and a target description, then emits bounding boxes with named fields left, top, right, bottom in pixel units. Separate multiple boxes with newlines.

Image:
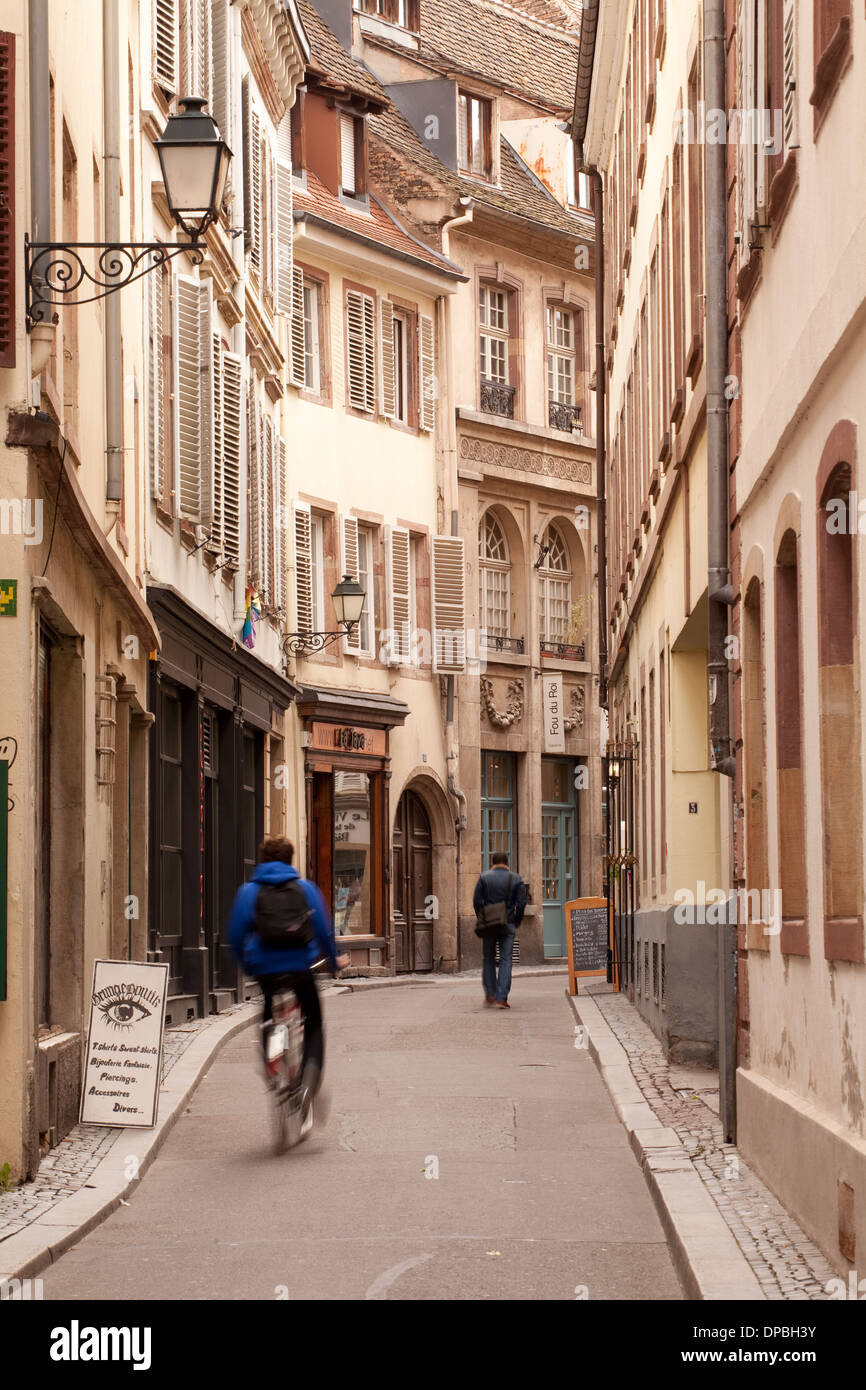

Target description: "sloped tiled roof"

left=293, top=170, right=464, bottom=276
left=383, top=0, right=581, bottom=115
left=369, top=98, right=588, bottom=240
left=492, top=0, right=581, bottom=31
left=296, top=0, right=384, bottom=103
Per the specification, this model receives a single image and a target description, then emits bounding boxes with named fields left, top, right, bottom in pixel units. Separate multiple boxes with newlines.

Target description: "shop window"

left=479, top=511, right=511, bottom=640
left=333, top=771, right=374, bottom=936
left=481, top=751, right=516, bottom=870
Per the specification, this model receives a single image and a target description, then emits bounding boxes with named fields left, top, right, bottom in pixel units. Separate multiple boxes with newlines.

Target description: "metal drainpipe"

left=103, top=0, right=123, bottom=503
left=705, top=0, right=734, bottom=779
left=576, top=140, right=608, bottom=711
left=29, top=0, right=50, bottom=247
left=438, top=205, right=473, bottom=969
left=704, top=0, right=737, bottom=1145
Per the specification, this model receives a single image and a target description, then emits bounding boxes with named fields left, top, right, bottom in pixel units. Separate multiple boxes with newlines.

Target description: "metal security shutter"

left=0, top=31, right=14, bottom=369
left=221, top=351, right=243, bottom=566
left=419, top=313, right=435, bottom=432
left=340, top=113, right=356, bottom=193
left=290, top=265, right=306, bottom=387
left=346, top=289, right=375, bottom=413
left=341, top=515, right=361, bottom=654
left=293, top=502, right=313, bottom=635
left=174, top=275, right=212, bottom=523
left=385, top=525, right=412, bottom=664
left=153, top=0, right=178, bottom=95
left=432, top=535, right=466, bottom=674
left=379, top=299, right=396, bottom=418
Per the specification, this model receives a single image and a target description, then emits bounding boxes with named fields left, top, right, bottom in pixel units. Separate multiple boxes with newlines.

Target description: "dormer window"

left=340, top=113, right=366, bottom=200
left=458, top=91, right=493, bottom=180
left=354, top=0, right=419, bottom=31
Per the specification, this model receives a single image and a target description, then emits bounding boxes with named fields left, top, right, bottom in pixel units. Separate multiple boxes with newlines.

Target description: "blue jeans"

left=482, top=926, right=516, bottom=1002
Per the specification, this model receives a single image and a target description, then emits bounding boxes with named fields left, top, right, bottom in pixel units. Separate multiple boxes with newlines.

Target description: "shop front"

left=296, top=686, right=410, bottom=974
left=147, top=587, right=299, bottom=1022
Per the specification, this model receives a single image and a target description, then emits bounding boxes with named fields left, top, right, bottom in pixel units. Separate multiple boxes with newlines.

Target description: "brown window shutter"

left=0, top=31, right=15, bottom=369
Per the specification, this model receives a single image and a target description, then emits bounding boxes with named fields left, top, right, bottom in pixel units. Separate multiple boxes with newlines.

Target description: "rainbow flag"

left=241, top=587, right=262, bottom=649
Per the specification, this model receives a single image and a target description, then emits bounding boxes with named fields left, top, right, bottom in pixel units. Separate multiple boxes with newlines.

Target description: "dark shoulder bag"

left=475, top=873, right=514, bottom=940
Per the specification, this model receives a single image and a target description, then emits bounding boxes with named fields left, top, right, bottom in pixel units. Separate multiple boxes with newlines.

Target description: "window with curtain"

left=479, top=512, right=511, bottom=639
left=538, top=524, right=573, bottom=643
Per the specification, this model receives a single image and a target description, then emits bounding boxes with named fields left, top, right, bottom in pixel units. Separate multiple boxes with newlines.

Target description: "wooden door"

left=392, top=790, right=433, bottom=972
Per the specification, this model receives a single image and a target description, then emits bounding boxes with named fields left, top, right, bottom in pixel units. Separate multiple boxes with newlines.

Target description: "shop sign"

left=310, top=722, right=387, bottom=756
left=335, top=809, right=371, bottom=845
left=79, top=960, right=169, bottom=1128
left=543, top=673, right=566, bottom=753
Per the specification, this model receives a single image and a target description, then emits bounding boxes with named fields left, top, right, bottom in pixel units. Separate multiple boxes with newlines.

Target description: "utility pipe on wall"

left=103, top=0, right=123, bottom=503
left=29, top=0, right=50, bottom=246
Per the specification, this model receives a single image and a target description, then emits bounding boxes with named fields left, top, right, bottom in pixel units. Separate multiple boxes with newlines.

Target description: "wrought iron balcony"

left=481, top=633, right=526, bottom=655
left=548, top=400, right=583, bottom=433
left=480, top=380, right=516, bottom=419
left=540, top=638, right=586, bottom=662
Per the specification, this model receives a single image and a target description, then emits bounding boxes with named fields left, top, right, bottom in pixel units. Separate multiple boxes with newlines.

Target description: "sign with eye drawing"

left=79, top=960, right=169, bottom=1128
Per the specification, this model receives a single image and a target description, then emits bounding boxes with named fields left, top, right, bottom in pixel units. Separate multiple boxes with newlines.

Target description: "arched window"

left=539, top=524, right=573, bottom=645
left=479, top=511, right=511, bottom=639
left=818, top=448, right=863, bottom=962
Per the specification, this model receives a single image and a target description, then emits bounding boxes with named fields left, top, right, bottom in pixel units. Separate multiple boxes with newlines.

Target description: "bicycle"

left=263, top=974, right=315, bottom=1154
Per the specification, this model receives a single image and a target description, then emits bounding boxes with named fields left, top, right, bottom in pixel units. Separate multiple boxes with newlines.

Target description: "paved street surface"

left=43, top=977, right=682, bottom=1301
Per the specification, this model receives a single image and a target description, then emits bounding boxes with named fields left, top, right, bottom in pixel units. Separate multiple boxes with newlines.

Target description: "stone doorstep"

left=565, top=988, right=766, bottom=1303
left=0, top=1004, right=260, bottom=1284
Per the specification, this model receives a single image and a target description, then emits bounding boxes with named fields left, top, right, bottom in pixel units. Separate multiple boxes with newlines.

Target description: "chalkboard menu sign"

left=565, top=897, right=613, bottom=994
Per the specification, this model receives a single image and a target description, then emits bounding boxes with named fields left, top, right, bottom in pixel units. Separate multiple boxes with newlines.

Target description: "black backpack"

left=254, top=879, right=314, bottom=950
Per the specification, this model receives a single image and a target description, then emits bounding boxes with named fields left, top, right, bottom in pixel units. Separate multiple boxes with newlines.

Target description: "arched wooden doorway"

left=392, top=788, right=433, bottom=972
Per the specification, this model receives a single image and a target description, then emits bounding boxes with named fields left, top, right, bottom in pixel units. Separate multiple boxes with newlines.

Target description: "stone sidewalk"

left=580, top=985, right=837, bottom=1300
left=0, top=1004, right=257, bottom=1251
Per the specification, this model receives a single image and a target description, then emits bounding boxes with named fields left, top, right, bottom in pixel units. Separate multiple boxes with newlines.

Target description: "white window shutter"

left=294, top=502, right=313, bottom=635
left=290, top=265, right=306, bottom=387
left=263, top=414, right=274, bottom=606
left=243, top=79, right=262, bottom=273
left=782, top=0, right=798, bottom=157
left=275, top=157, right=293, bottom=316
left=341, top=515, right=361, bottom=654
left=276, top=436, right=287, bottom=612
left=198, top=282, right=214, bottom=528
left=181, top=0, right=211, bottom=107
left=385, top=525, right=411, bottom=664
left=379, top=299, right=396, bottom=418
left=174, top=274, right=205, bottom=522
left=153, top=0, right=177, bottom=94
left=755, top=0, right=768, bottom=218
left=221, top=351, right=243, bottom=566
left=147, top=269, right=166, bottom=502
left=247, top=382, right=262, bottom=584
left=432, top=535, right=466, bottom=674
left=210, top=331, right=223, bottom=547
left=340, top=114, right=356, bottom=193
left=211, top=0, right=232, bottom=173
left=419, top=313, right=435, bottom=432
left=346, top=289, right=375, bottom=413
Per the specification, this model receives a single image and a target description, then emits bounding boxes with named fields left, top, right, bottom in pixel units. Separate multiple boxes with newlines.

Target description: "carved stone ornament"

left=480, top=677, right=524, bottom=728
left=564, top=684, right=585, bottom=733
left=460, top=434, right=592, bottom=485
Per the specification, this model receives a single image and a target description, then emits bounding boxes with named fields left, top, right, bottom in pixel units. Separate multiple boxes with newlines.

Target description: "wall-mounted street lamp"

left=25, top=97, right=231, bottom=329
left=282, top=575, right=366, bottom=658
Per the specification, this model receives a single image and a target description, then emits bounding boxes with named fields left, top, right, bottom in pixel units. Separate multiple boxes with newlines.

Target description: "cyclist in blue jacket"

left=228, top=836, right=347, bottom=1104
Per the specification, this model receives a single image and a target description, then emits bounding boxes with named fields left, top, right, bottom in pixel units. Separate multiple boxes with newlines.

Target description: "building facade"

left=729, top=0, right=866, bottom=1274
left=578, top=0, right=729, bottom=1062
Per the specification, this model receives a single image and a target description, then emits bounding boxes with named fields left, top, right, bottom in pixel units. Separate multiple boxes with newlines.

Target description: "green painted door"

left=541, top=759, right=576, bottom=958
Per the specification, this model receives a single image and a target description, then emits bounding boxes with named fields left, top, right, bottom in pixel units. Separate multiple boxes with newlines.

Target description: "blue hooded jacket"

left=228, top=861, right=339, bottom=978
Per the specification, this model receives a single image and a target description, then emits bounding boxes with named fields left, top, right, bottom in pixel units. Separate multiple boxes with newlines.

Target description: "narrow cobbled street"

left=42, top=978, right=682, bottom=1302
